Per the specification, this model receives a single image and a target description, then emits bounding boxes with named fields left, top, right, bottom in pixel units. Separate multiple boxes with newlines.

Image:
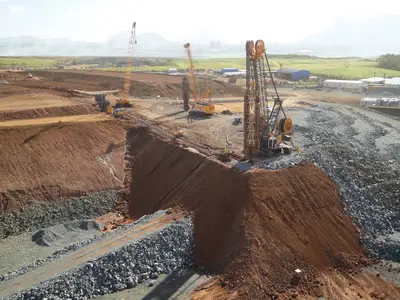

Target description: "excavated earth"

left=121, top=124, right=400, bottom=299
left=0, top=120, right=128, bottom=212
left=3, top=70, right=244, bottom=99
left=0, top=104, right=99, bottom=121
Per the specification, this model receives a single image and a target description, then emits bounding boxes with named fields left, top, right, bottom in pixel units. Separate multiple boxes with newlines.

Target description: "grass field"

left=0, top=57, right=58, bottom=69
left=2, top=56, right=400, bottom=80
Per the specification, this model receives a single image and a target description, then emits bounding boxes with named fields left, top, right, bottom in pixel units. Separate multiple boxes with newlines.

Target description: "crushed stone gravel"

left=5, top=217, right=193, bottom=300
left=0, top=191, right=117, bottom=239
left=0, top=210, right=168, bottom=283
left=258, top=105, right=400, bottom=262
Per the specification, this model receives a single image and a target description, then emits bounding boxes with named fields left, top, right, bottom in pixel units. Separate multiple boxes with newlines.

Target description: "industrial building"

left=278, top=68, right=310, bottom=81
left=323, top=80, right=366, bottom=90
left=361, top=77, right=386, bottom=84
left=367, top=86, right=400, bottom=96
left=220, top=68, right=240, bottom=74
left=385, top=77, right=400, bottom=88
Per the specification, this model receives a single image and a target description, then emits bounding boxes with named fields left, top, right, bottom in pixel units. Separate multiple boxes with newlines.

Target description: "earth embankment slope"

left=0, top=120, right=128, bottom=212
left=123, top=125, right=382, bottom=298
left=4, top=70, right=245, bottom=98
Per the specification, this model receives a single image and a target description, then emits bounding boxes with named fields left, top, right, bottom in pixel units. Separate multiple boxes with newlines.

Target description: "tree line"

left=377, top=54, right=400, bottom=71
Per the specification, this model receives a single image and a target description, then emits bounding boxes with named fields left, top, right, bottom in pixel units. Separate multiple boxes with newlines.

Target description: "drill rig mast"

left=243, top=40, right=293, bottom=156
left=117, top=21, right=137, bottom=108
left=183, top=43, right=215, bottom=117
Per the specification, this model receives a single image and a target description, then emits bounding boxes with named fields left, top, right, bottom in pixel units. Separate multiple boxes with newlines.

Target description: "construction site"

left=0, top=23, right=399, bottom=300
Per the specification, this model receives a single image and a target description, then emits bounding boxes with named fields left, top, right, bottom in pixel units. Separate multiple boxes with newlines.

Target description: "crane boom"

left=183, top=43, right=201, bottom=102
left=118, top=21, right=137, bottom=107
left=182, top=42, right=215, bottom=117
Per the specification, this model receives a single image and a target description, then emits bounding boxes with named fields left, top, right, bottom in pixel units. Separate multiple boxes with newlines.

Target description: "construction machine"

left=223, top=40, right=295, bottom=160
left=232, top=117, right=242, bottom=125
left=183, top=43, right=215, bottom=117
left=182, top=77, right=190, bottom=111
left=113, top=108, right=125, bottom=118
left=116, top=21, right=137, bottom=108
left=243, top=39, right=294, bottom=156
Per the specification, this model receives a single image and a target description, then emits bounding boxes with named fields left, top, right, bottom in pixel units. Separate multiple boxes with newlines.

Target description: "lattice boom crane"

left=183, top=43, right=215, bottom=117
left=117, top=21, right=137, bottom=108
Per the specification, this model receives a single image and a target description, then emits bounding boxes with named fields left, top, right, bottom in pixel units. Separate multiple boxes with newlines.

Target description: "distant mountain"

left=0, top=15, right=398, bottom=57
left=295, top=15, right=400, bottom=57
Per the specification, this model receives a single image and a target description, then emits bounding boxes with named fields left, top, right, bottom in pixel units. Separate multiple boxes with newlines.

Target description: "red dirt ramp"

left=124, top=125, right=366, bottom=298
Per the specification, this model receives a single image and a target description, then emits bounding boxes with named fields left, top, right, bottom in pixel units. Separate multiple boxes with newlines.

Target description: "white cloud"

left=0, top=0, right=9, bottom=3
left=9, top=5, right=24, bottom=13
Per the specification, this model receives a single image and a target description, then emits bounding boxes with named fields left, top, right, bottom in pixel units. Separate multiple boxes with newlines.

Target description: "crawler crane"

left=183, top=43, right=215, bottom=117
left=116, top=21, right=137, bottom=108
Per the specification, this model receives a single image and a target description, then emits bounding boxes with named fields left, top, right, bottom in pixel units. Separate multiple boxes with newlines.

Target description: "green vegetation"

left=0, top=57, right=58, bottom=68
left=2, top=55, right=400, bottom=80
left=377, top=54, right=400, bottom=71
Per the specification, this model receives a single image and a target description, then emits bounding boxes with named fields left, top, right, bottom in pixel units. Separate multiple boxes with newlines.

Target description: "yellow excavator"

left=183, top=43, right=215, bottom=117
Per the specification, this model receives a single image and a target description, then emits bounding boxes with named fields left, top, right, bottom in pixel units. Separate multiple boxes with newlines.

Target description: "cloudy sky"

left=0, top=0, right=398, bottom=43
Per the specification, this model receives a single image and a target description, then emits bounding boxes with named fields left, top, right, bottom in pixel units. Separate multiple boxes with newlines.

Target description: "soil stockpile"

left=122, top=125, right=388, bottom=298
left=0, top=121, right=128, bottom=212
left=0, top=104, right=98, bottom=121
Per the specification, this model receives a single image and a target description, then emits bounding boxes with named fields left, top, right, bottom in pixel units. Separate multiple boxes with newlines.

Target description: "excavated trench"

left=121, top=124, right=400, bottom=299
left=2, top=122, right=400, bottom=299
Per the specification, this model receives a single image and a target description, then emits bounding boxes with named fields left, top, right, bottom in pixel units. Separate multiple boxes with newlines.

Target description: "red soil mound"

left=123, top=125, right=382, bottom=298
left=0, top=104, right=98, bottom=121
left=0, top=121, right=128, bottom=212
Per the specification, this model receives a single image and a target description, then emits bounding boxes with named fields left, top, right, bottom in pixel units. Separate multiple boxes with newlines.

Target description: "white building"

left=323, top=79, right=366, bottom=90
left=324, top=79, right=367, bottom=90
left=361, top=77, right=385, bottom=84
left=385, top=77, right=400, bottom=88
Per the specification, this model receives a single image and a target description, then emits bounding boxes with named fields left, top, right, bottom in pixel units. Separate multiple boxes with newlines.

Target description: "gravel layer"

left=5, top=217, right=193, bottom=300
left=259, top=105, right=400, bottom=261
left=0, top=191, right=117, bottom=239
left=0, top=210, right=168, bottom=283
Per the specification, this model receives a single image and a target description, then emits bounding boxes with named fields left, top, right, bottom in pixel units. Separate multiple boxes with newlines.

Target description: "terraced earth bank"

left=122, top=124, right=400, bottom=299
left=0, top=120, right=128, bottom=212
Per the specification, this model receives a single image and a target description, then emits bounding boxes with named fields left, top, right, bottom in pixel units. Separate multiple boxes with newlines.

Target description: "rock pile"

left=6, top=218, right=193, bottom=300
left=262, top=107, right=400, bottom=261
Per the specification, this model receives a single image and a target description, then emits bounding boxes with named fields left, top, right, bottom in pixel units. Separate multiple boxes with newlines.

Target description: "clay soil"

left=0, top=104, right=98, bottom=121
left=122, top=124, right=400, bottom=300
left=0, top=120, right=128, bottom=212
left=2, top=70, right=244, bottom=99
left=0, top=84, right=88, bottom=112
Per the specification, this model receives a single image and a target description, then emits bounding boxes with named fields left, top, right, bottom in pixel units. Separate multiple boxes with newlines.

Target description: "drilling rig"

left=183, top=43, right=215, bottom=117
left=242, top=40, right=294, bottom=157
left=116, top=21, right=137, bottom=108
left=182, top=77, right=190, bottom=111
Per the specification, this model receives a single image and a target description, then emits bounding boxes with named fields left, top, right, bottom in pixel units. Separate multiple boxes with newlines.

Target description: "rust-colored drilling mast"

left=243, top=39, right=294, bottom=156
left=243, top=40, right=262, bottom=155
